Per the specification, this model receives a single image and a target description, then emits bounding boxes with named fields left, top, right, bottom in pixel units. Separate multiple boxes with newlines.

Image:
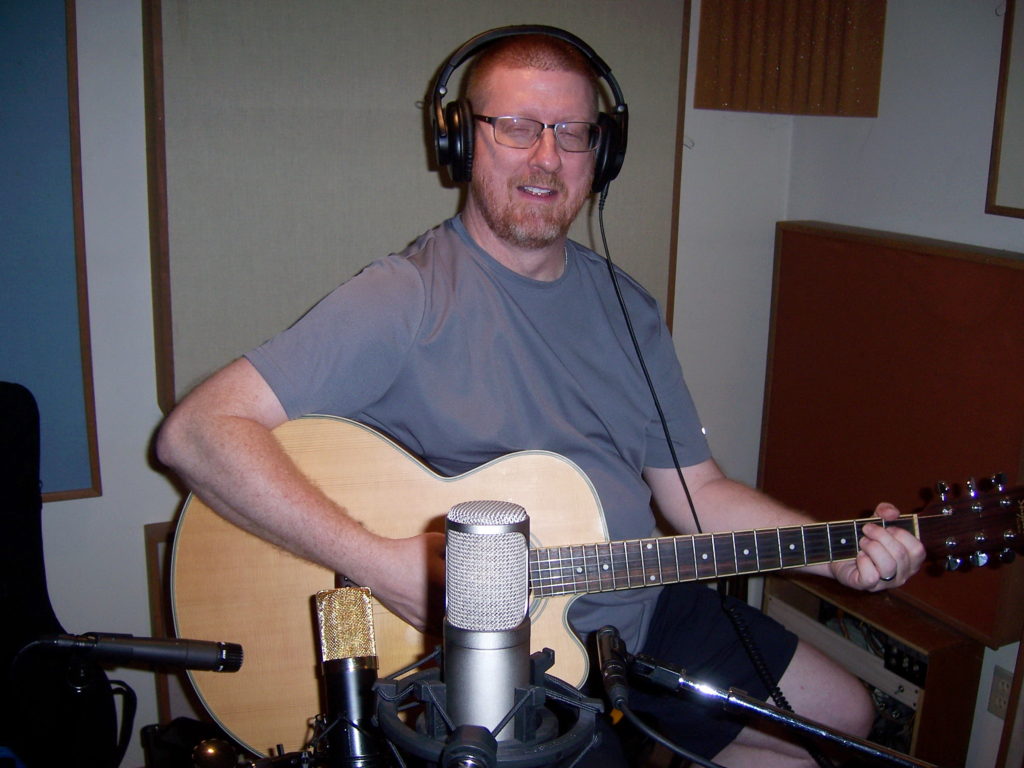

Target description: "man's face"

left=467, top=66, right=597, bottom=251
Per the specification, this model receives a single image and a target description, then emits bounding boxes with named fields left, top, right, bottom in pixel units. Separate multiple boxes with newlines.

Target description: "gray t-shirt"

left=246, top=216, right=711, bottom=650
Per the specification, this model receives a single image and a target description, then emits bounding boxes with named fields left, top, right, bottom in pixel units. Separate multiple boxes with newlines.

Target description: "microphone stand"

left=628, top=653, right=941, bottom=768
left=375, top=648, right=602, bottom=768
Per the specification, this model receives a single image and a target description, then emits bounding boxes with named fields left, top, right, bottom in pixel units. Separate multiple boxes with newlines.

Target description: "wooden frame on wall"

left=988, top=0, right=1024, bottom=218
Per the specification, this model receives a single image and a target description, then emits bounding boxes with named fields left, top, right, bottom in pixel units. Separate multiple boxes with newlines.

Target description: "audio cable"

left=596, top=185, right=836, bottom=768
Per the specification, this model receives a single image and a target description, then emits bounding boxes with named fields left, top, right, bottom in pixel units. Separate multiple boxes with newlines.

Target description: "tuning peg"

left=963, top=478, right=986, bottom=511
left=945, top=555, right=963, bottom=571
left=935, top=481, right=955, bottom=514
left=999, top=548, right=1016, bottom=564
left=969, top=551, right=990, bottom=568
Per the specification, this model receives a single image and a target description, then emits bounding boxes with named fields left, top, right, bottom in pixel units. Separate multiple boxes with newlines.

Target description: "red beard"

left=470, top=170, right=591, bottom=250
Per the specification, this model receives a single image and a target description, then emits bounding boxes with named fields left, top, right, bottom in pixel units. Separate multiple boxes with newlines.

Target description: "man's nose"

left=528, top=127, right=562, bottom=172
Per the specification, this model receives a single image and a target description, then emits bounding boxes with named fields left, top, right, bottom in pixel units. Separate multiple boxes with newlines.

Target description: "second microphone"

left=443, top=500, right=531, bottom=742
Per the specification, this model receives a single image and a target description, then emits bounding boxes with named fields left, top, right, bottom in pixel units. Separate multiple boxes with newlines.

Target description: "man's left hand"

left=829, top=503, right=926, bottom=591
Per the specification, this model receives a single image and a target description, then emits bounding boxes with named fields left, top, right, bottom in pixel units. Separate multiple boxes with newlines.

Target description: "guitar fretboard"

left=528, top=517, right=917, bottom=597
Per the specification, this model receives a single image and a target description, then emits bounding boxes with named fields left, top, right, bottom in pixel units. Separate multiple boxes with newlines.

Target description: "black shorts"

left=581, top=582, right=799, bottom=763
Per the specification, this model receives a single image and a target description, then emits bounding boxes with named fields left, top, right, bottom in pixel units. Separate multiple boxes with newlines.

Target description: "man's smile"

left=521, top=182, right=557, bottom=195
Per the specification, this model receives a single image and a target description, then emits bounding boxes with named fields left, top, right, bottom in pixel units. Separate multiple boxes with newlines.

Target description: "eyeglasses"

left=473, top=115, right=601, bottom=153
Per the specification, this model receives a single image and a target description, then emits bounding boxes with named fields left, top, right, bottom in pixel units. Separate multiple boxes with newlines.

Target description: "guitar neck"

left=529, top=516, right=918, bottom=597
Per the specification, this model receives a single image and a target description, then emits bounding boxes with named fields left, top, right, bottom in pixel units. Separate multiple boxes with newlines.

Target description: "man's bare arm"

left=155, top=357, right=444, bottom=630
left=644, top=460, right=925, bottom=591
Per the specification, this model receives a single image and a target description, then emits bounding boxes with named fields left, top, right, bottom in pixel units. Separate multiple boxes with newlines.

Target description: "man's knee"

left=778, top=641, right=875, bottom=738
left=716, top=650, right=875, bottom=766
left=839, top=673, right=875, bottom=739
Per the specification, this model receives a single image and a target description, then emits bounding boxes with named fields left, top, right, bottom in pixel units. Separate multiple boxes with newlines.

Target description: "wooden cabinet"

left=756, top=222, right=1024, bottom=764
left=760, top=221, right=1024, bottom=647
left=764, top=575, right=983, bottom=765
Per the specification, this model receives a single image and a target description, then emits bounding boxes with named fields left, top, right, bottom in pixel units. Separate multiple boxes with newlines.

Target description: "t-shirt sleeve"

left=245, top=255, right=425, bottom=420
left=638, top=309, right=712, bottom=470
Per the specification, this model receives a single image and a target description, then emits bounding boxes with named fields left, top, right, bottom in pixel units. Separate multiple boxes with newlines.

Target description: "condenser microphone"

left=595, top=625, right=630, bottom=709
left=36, top=633, right=243, bottom=672
left=315, top=587, right=389, bottom=768
left=444, top=500, right=530, bottom=743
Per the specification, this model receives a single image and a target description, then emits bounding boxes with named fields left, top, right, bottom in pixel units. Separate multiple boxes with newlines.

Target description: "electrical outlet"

left=987, top=665, right=1013, bottom=719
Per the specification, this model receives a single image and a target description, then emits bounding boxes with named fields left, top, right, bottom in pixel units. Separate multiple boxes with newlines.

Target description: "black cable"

left=720, top=603, right=837, bottom=768
left=598, top=187, right=836, bottom=768
left=617, top=701, right=725, bottom=768
left=596, top=187, right=701, bottom=535
left=108, top=679, right=138, bottom=768
left=719, top=593, right=793, bottom=712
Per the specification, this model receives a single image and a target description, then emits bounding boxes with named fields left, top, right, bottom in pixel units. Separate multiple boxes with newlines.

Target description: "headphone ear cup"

left=592, top=111, right=625, bottom=194
left=444, top=100, right=476, bottom=183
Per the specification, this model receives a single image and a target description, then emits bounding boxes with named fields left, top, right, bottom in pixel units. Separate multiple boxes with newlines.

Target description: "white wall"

left=674, top=2, right=1024, bottom=767
left=789, top=0, right=1023, bottom=251
left=673, top=64, right=794, bottom=486
left=41, top=2, right=177, bottom=765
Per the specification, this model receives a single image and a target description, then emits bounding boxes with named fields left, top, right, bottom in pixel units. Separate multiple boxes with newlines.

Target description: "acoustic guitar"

left=170, top=415, right=1023, bottom=756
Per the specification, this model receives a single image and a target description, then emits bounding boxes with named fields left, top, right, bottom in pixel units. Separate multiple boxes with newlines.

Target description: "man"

left=157, top=31, right=925, bottom=766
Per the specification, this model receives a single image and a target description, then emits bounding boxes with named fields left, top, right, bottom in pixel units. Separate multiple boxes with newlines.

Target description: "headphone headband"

left=431, top=25, right=628, bottom=194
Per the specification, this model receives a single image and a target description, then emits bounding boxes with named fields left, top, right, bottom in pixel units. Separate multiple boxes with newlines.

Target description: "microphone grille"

left=447, top=499, right=527, bottom=527
left=446, top=501, right=528, bottom=632
left=315, top=587, right=376, bottom=661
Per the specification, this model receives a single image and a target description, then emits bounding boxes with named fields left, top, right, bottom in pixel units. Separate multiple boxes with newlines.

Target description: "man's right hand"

left=359, top=531, right=447, bottom=634
left=158, top=359, right=453, bottom=635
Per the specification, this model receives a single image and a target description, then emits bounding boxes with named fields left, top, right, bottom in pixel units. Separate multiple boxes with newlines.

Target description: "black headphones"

left=431, top=25, right=629, bottom=194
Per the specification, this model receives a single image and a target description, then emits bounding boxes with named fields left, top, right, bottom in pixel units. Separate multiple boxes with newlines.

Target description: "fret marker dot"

left=701, top=553, right=709, bottom=560
left=788, top=544, right=796, bottom=551
left=743, top=548, right=750, bottom=556
left=646, top=543, right=653, bottom=550
left=840, top=538, right=848, bottom=545
left=649, top=575, right=656, bottom=582
left=575, top=567, right=584, bottom=574
left=602, top=564, right=609, bottom=571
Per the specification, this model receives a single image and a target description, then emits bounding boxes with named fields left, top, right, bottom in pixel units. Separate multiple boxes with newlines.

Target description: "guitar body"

left=171, top=415, right=1024, bottom=757
left=170, top=415, right=608, bottom=756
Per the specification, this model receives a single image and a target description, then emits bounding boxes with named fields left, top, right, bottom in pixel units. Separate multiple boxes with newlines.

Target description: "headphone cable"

left=597, top=186, right=702, bottom=535
left=597, top=187, right=835, bottom=768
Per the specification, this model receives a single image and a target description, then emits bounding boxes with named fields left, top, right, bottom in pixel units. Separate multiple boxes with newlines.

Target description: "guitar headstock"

left=918, top=473, right=1024, bottom=570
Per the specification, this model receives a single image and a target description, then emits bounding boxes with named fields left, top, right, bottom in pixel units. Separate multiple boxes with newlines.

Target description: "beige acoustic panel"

left=146, top=1, right=689, bottom=407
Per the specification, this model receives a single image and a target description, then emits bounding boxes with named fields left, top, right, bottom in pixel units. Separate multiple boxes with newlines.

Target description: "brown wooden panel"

left=759, top=221, right=1024, bottom=647
left=695, top=0, right=885, bottom=116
